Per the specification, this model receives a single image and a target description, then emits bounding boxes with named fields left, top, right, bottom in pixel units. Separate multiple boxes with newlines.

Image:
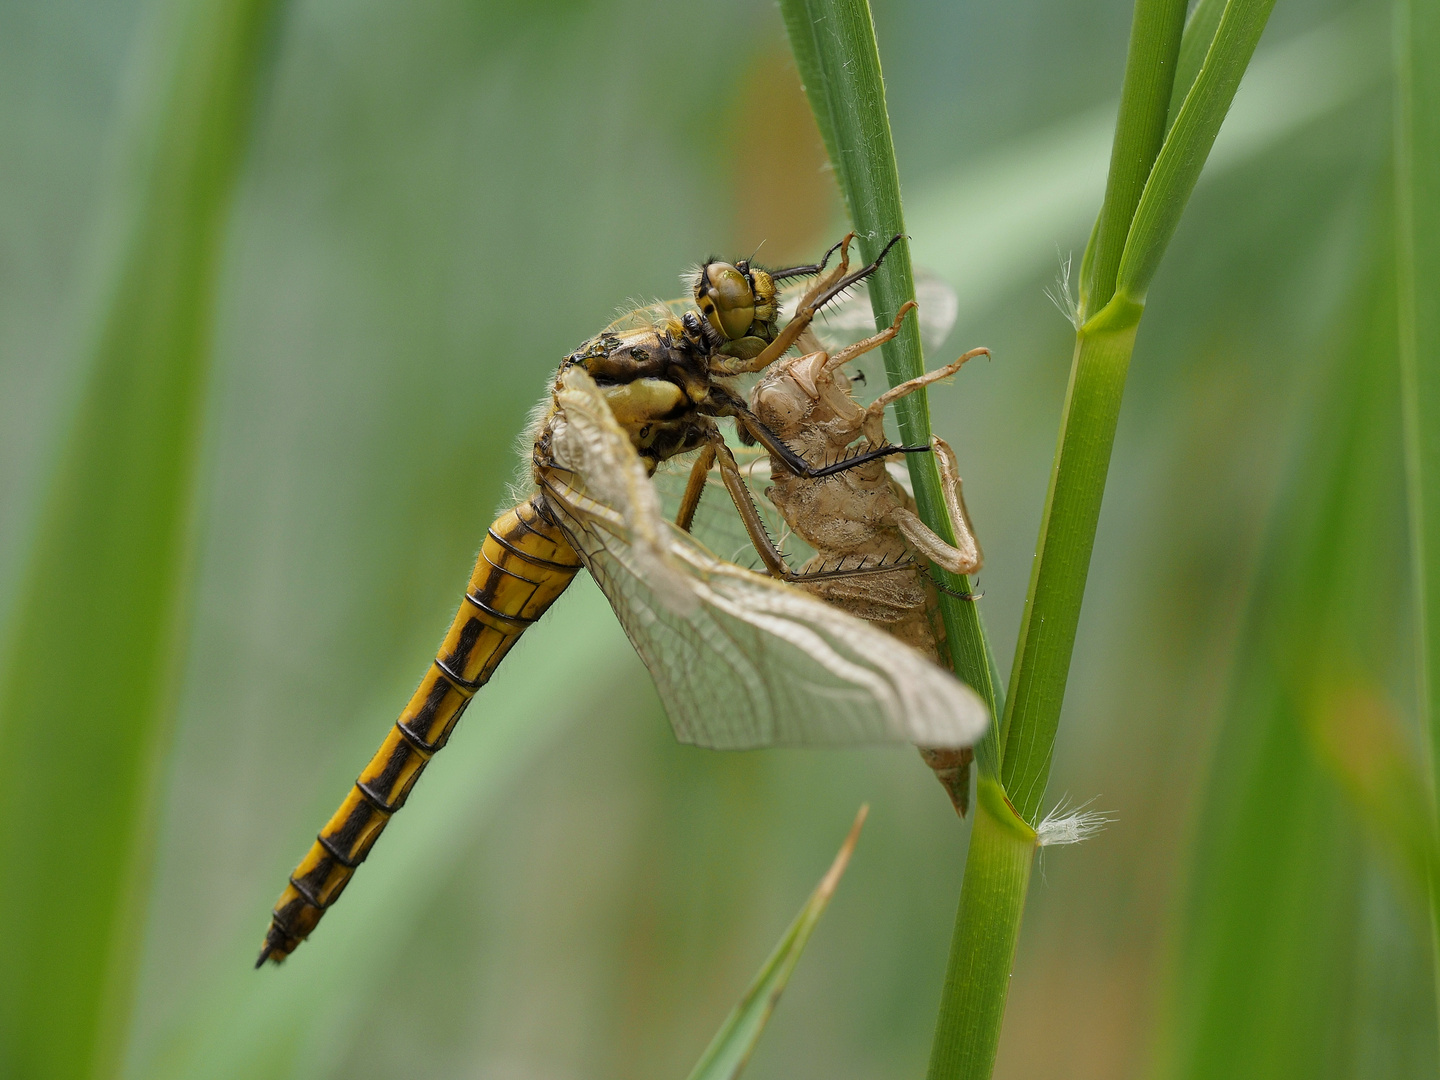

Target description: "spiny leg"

left=707, top=435, right=916, bottom=584
left=767, top=234, right=850, bottom=282
left=673, top=444, right=716, bottom=532
left=709, top=436, right=793, bottom=579
left=726, top=403, right=930, bottom=480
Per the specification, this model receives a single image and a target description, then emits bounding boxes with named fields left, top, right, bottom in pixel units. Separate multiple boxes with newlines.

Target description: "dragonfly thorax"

left=557, top=319, right=722, bottom=471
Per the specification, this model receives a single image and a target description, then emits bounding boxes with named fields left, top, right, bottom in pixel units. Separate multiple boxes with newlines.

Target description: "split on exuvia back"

left=256, top=235, right=990, bottom=966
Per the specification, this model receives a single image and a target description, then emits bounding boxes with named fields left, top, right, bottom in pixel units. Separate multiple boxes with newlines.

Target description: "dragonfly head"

left=691, top=259, right=779, bottom=351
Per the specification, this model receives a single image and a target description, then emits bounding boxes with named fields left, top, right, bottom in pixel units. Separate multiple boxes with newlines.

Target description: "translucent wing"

left=779, top=269, right=958, bottom=355
left=652, top=449, right=819, bottom=575
left=538, top=367, right=989, bottom=750
left=601, top=302, right=683, bottom=336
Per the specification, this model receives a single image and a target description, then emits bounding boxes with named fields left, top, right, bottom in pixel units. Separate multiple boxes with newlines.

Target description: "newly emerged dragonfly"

left=661, top=294, right=988, bottom=815
left=257, top=236, right=990, bottom=965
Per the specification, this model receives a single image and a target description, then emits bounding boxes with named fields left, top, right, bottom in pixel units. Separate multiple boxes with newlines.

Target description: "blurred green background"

left=1, top=0, right=1434, bottom=1078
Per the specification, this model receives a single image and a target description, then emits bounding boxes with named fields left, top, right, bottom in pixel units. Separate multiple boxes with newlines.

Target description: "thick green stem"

left=925, top=780, right=1036, bottom=1080
left=1001, top=299, right=1142, bottom=822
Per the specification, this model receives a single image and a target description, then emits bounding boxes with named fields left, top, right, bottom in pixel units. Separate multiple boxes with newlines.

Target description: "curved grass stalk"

left=686, top=807, right=867, bottom=1080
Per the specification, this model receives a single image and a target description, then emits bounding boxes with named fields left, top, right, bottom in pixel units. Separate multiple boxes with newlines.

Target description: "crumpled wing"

left=539, top=367, right=989, bottom=750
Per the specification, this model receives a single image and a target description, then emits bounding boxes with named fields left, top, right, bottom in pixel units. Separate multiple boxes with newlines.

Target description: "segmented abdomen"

left=258, top=496, right=580, bottom=965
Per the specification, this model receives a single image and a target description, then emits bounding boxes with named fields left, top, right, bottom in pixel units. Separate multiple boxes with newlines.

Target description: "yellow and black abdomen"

left=258, top=496, right=580, bottom=965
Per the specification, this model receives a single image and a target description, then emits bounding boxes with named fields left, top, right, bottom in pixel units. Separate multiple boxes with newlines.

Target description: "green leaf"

left=1080, top=0, right=1187, bottom=318
left=1395, top=0, right=1440, bottom=992
left=0, top=0, right=279, bottom=1076
left=1308, top=682, right=1438, bottom=905
left=1117, top=0, right=1280, bottom=302
left=778, top=0, right=1005, bottom=769
left=684, top=806, right=867, bottom=1080
left=1167, top=0, right=1227, bottom=128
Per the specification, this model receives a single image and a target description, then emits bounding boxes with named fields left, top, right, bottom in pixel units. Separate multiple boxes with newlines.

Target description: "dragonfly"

left=659, top=295, right=989, bottom=815
left=257, top=235, right=990, bottom=965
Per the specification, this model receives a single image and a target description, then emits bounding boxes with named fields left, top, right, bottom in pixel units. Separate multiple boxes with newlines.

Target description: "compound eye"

left=698, top=262, right=756, bottom=340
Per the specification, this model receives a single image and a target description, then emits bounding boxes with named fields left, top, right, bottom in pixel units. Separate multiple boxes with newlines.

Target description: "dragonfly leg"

left=708, top=437, right=795, bottom=579
left=707, top=436, right=919, bottom=585
left=766, top=233, right=851, bottom=282
left=892, top=436, right=982, bottom=575
left=727, top=404, right=929, bottom=480
left=673, top=444, right=717, bottom=532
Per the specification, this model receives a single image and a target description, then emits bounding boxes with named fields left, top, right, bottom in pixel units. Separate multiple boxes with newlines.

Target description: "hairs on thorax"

left=504, top=383, right=557, bottom=507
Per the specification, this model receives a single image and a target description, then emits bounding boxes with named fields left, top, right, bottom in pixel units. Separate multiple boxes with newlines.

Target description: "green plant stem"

left=1393, top=0, right=1440, bottom=1027
left=1009, top=0, right=1186, bottom=782
left=779, top=0, right=1005, bottom=765
left=938, top=0, right=1276, bottom=1072
left=925, top=781, right=1035, bottom=1080
left=0, top=0, right=278, bottom=1076
left=1000, top=299, right=1142, bottom=820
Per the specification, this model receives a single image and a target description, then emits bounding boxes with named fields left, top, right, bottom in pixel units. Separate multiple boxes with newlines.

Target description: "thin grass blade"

left=1156, top=230, right=1431, bottom=1080
left=1079, top=0, right=1187, bottom=317
left=1167, top=0, right=1228, bottom=127
left=1117, top=0, right=1280, bottom=303
left=685, top=806, right=868, bottom=1080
